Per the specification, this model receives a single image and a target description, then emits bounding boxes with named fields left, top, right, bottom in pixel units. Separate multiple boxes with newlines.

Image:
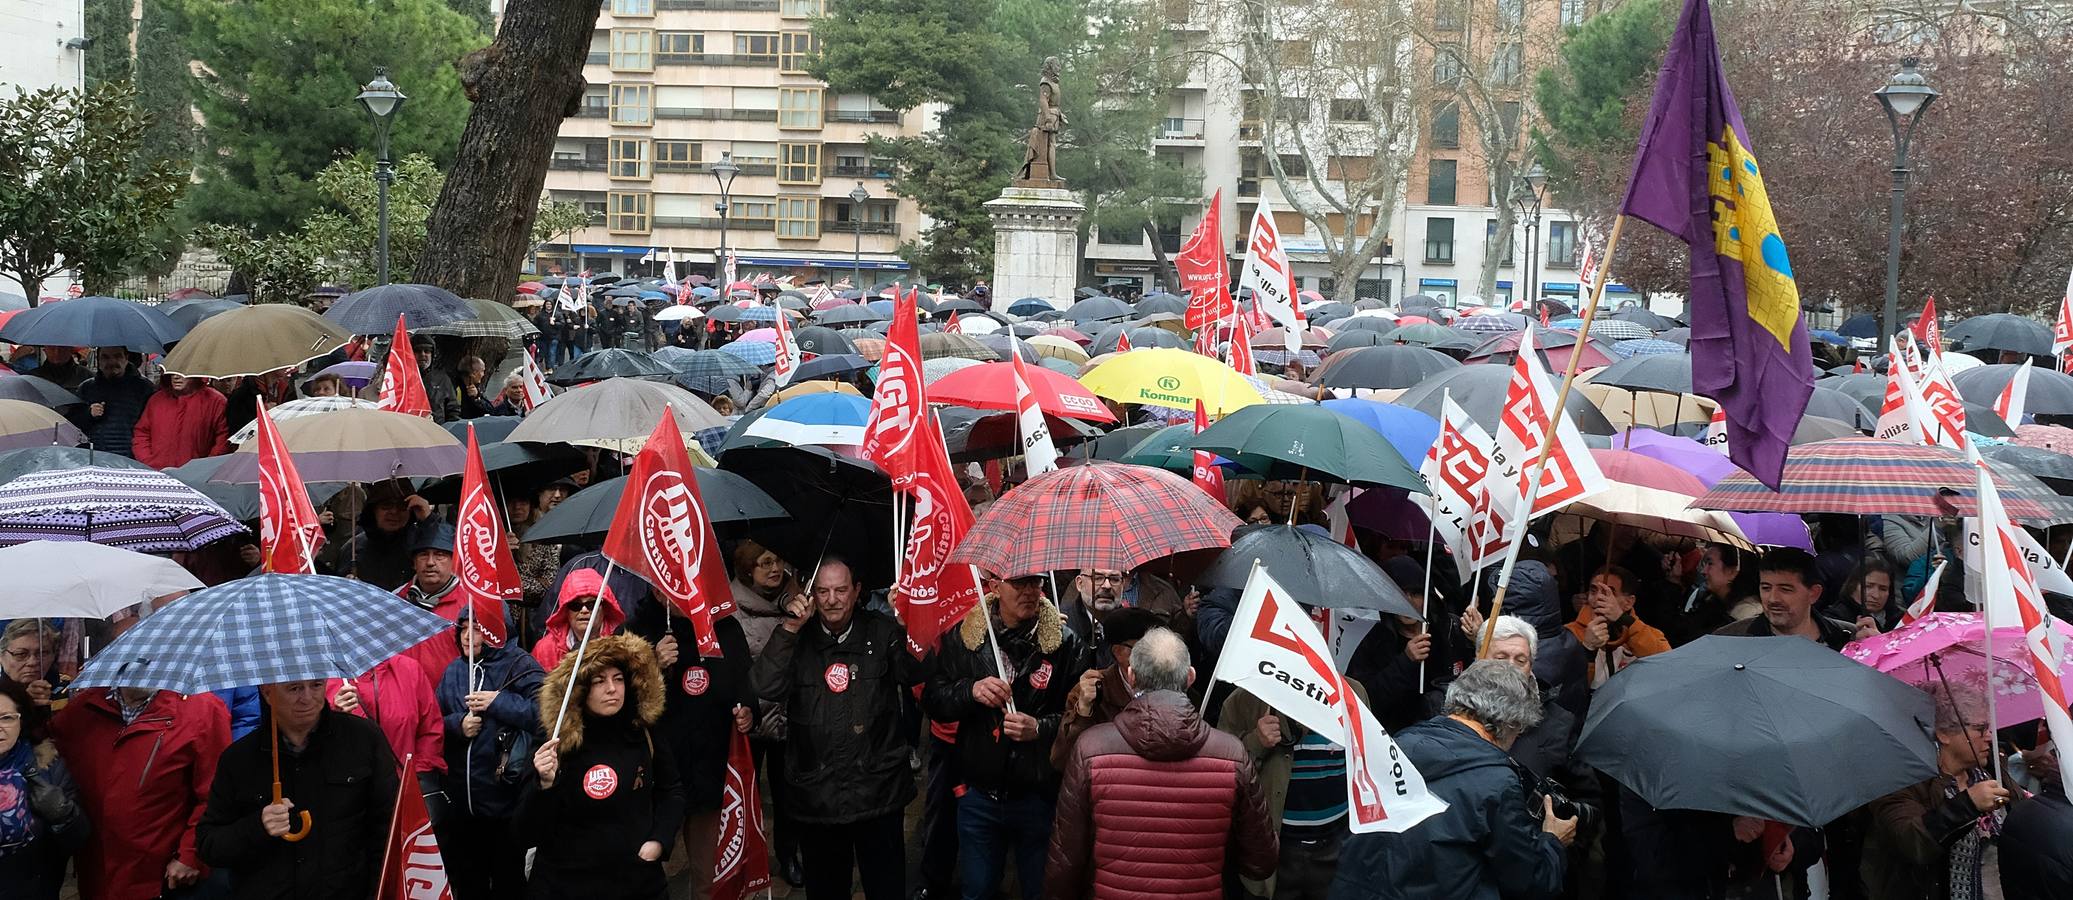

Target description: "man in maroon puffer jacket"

left=1045, top=628, right=1277, bottom=900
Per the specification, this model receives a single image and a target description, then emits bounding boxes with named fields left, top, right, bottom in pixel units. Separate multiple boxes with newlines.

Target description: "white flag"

left=1961, top=511, right=2073, bottom=606
left=1901, top=559, right=1944, bottom=626
left=1238, top=199, right=1303, bottom=352
left=1011, top=353, right=1058, bottom=476
left=1703, top=406, right=1729, bottom=456
left=1418, top=394, right=1505, bottom=583
left=1209, top=564, right=1446, bottom=834
left=1973, top=449, right=2073, bottom=791
left=1914, top=341, right=1970, bottom=450
left=771, top=305, right=802, bottom=386
left=520, top=347, right=553, bottom=411
left=1875, top=334, right=1933, bottom=445
left=1485, top=326, right=1608, bottom=523
left=1995, top=359, right=2032, bottom=428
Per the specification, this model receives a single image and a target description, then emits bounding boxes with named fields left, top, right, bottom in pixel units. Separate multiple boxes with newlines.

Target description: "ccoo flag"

left=1619, top=0, right=1811, bottom=489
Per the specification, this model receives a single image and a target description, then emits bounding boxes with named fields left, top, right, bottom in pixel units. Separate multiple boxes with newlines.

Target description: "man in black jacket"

left=196, top=678, right=399, bottom=900
left=74, top=347, right=153, bottom=457
left=750, top=558, right=927, bottom=900
left=923, top=574, right=1084, bottom=900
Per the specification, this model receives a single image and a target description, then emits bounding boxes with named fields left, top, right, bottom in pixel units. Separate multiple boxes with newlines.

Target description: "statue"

left=1016, top=57, right=1067, bottom=188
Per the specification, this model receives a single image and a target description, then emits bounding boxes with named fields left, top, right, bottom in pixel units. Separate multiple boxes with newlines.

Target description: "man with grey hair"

left=1330, top=660, right=1573, bottom=900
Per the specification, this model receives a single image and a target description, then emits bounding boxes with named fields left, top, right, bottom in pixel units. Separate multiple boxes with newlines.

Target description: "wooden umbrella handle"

left=271, top=717, right=314, bottom=842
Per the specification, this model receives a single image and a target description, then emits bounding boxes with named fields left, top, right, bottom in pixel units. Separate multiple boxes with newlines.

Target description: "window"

left=1425, top=217, right=1455, bottom=263
left=1485, top=219, right=1515, bottom=266
left=657, top=32, right=702, bottom=55
left=1499, top=101, right=1523, bottom=142
left=1497, top=0, right=1524, bottom=28
left=779, top=142, right=821, bottom=185
left=607, top=192, right=651, bottom=233
left=1561, top=0, right=1589, bottom=27
left=731, top=198, right=777, bottom=221
left=779, top=87, right=822, bottom=129
left=608, top=84, right=652, bottom=125
left=1435, top=0, right=1464, bottom=30
left=1326, top=211, right=1378, bottom=236
left=1428, top=159, right=1457, bottom=206
left=612, top=0, right=653, bottom=16
left=780, top=0, right=824, bottom=17
left=1276, top=96, right=1311, bottom=123
left=780, top=32, right=817, bottom=73
left=1329, top=99, right=1370, bottom=122
left=1275, top=40, right=1313, bottom=65
left=1336, top=40, right=1379, bottom=65
left=1548, top=221, right=1578, bottom=266
left=1434, top=44, right=1462, bottom=85
left=655, top=140, right=700, bottom=171
left=610, top=29, right=654, bottom=72
left=609, top=138, right=650, bottom=180
left=777, top=196, right=821, bottom=239
left=1430, top=102, right=1459, bottom=148
left=1492, top=43, right=1523, bottom=84
left=735, top=33, right=779, bottom=59
left=1272, top=210, right=1306, bottom=236
left=1276, top=154, right=1308, bottom=177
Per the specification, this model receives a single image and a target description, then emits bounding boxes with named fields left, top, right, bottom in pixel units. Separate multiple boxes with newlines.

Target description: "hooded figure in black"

left=348, top=483, right=427, bottom=591
left=629, top=597, right=757, bottom=897
left=435, top=609, right=544, bottom=899
left=521, top=633, right=685, bottom=900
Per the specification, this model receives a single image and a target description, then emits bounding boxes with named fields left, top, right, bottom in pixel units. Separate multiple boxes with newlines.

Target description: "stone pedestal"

left=984, top=185, right=1084, bottom=314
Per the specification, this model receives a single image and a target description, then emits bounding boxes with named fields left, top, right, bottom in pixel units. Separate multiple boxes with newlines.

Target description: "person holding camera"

left=1563, top=567, right=1670, bottom=690
left=1329, top=660, right=1574, bottom=900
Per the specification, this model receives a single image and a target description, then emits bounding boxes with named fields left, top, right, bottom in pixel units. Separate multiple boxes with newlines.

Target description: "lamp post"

left=849, top=183, right=870, bottom=290
left=712, top=150, right=741, bottom=282
left=1875, top=57, right=1938, bottom=344
left=355, top=68, right=408, bottom=285
left=1510, top=162, right=1547, bottom=314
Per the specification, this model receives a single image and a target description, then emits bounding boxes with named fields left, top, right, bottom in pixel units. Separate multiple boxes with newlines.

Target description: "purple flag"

left=1619, top=0, right=1811, bottom=489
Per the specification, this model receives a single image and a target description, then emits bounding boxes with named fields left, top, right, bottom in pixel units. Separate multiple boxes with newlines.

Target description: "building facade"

left=1, top=0, right=89, bottom=297
left=537, top=0, right=934, bottom=284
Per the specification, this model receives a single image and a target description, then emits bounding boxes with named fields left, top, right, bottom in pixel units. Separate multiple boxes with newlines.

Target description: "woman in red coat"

left=326, top=654, right=447, bottom=815
left=131, top=374, right=229, bottom=468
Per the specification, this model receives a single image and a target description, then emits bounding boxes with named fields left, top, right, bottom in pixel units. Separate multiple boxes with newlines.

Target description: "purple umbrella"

left=1617, top=429, right=1812, bottom=550
left=0, top=465, right=246, bottom=552
left=316, top=360, right=379, bottom=389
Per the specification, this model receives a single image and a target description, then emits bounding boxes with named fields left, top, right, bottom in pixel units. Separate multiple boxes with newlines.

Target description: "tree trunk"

left=1141, top=221, right=1177, bottom=293
left=413, top=0, right=600, bottom=300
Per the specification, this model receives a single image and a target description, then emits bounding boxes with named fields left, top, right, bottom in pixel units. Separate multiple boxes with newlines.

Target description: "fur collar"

left=534, top=633, right=664, bottom=756
left=958, top=595, right=1064, bottom=653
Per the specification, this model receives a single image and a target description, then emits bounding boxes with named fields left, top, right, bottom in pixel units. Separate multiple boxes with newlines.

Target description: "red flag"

left=1113, top=328, right=1133, bottom=353
left=943, top=311, right=963, bottom=335
left=712, top=730, right=771, bottom=900
left=1228, top=316, right=1257, bottom=376
left=1178, top=190, right=1235, bottom=330
left=863, top=288, right=929, bottom=489
left=1190, top=399, right=1224, bottom=501
left=772, top=302, right=802, bottom=386
left=2053, top=269, right=2073, bottom=358
left=453, top=426, right=517, bottom=645
left=377, top=314, right=432, bottom=417
left=1912, top=296, right=1941, bottom=350
left=254, top=398, right=323, bottom=574
left=891, top=413, right=984, bottom=655
left=1538, top=303, right=1551, bottom=328
left=1192, top=320, right=1220, bottom=358
left=520, top=347, right=552, bottom=412
left=601, top=414, right=730, bottom=656
left=377, top=755, right=452, bottom=900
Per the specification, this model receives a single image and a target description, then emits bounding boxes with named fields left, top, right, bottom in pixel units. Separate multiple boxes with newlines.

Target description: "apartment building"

left=536, top=0, right=933, bottom=283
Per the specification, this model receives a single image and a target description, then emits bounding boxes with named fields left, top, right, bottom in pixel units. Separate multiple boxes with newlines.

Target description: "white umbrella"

left=229, top=396, right=380, bottom=444
left=0, top=540, right=202, bottom=619
left=655, top=305, right=704, bottom=322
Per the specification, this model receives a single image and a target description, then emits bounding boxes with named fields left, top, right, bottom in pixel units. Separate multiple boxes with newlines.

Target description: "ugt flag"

left=601, top=414, right=731, bottom=657
left=712, top=730, right=772, bottom=900
left=378, top=755, right=451, bottom=900
left=1619, top=0, right=1811, bottom=489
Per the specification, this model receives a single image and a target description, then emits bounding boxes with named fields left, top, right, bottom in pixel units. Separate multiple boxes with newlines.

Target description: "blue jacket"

left=73, top=370, right=154, bottom=458
left=212, top=686, right=262, bottom=740
left=1330, top=717, right=1564, bottom=900
left=435, top=639, right=545, bottom=818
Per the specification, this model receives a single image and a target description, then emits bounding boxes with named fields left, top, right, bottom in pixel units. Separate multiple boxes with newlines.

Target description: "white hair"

left=1129, top=627, right=1191, bottom=694
left=1485, top=614, right=1538, bottom=657
left=1443, top=659, right=1545, bottom=742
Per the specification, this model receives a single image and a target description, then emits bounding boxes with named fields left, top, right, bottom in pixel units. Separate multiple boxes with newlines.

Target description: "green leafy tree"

left=1531, top=0, right=1674, bottom=218
left=531, top=198, right=594, bottom=250
left=192, top=225, right=340, bottom=305
left=179, top=0, right=483, bottom=234
left=0, top=83, right=187, bottom=302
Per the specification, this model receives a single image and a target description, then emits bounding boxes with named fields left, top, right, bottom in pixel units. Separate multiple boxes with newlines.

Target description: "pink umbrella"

left=1844, top=612, right=2073, bottom=726
left=736, top=327, right=779, bottom=344
left=2014, top=424, right=2073, bottom=455
left=1397, top=315, right=1433, bottom=326
left=517, top=281, right=545, bottom=295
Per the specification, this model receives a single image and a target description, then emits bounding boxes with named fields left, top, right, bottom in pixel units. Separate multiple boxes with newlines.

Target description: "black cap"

left=1098, top=607, right=1161, bottom=647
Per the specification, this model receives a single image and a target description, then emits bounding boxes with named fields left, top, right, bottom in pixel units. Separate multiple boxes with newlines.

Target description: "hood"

left=452, top=602, right=509, bottom=653
left=958, top=595, right=1065, bottom=653
left=1112, top=690, right=1209, bottom=762
left=544, top=568, right=625, bottom=640
left=1483, top=560, right=1562, bottom=636
left=1396, top=716, right=1514, bottom=781
left=535, top=633, right=663, bottom=756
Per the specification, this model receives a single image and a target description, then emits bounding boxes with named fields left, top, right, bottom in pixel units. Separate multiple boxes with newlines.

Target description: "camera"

left=1531, top=775, right=1601, bottom=833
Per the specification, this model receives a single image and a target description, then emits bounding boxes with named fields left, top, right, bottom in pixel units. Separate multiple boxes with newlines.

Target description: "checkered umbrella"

left=1454, top=312, right=1529, bottom=333
left=1587, top=319, right=1655, bottom=342
left=951, top=462, right=1242, bottom=576
left=71, top=573, right=457, bottom=695
left=1690, top=437, right=2066, bottom=523
left=416, top=298, right=542, bottom=340
left=0, top=465, right=245, bottom=552
left=717, top=339, right=778, bottom=366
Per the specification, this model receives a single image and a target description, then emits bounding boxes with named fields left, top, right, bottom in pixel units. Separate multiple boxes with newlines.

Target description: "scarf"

left=1944, top=767, right=2006, bottom=900
left=0, top=739, right=34, bottom=851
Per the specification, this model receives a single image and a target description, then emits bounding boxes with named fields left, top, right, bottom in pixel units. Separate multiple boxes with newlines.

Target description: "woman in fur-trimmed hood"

left=519, top=634, right=684, bottom=899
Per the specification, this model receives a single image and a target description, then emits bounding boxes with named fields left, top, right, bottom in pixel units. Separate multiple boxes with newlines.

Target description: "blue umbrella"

left=1008, top=297, right=1055, bottom=316
left=161, top=297, right=248, bottom=331
left=323, top=283, right=475, bottom=334
left=743, top=393, right=870, bottom=446
left=690, top=285, right=719, bottom=298
left=1810, top=330, right=1849, bottom=346
left=1318, top=398, right=1441, bottom=464
left=0, top=296, right=187, bottom=354
left=718, top=339, right=777, bottom=366
left=1836, top=313, right=1880, bottom=339
left=738, top=305, right=781, bottom=323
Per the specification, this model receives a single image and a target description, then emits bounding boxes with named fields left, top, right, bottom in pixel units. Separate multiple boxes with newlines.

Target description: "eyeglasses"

left=1081, top=573, right=1124, bottom=585
left=0, top=712, right=22, bottom=728
left=4, top=648, right=51, bottom=663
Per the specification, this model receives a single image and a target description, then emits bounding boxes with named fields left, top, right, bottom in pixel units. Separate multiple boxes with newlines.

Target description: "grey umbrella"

left=1065, top=296, right=1134, bottom=323
left=1945, top=313, right=2053, bottom=357
left=1195, top=525, right=1421, bottom=617
left=1588, top=353, right=1692, bottom=394
left=323, top=283, right=475, bottom=334
left=1317, top=345, right=1462, bottom=390
left=1089, top=325, right=1188, bottom=355
left=816, top=304, right=888, bottom=327
left=1326, top=331, right=1388, bottom=353
left=0, top=375, right=83, bottom=409
left=1822, top=373, right=1885, bottom=411
left=1953, top=363, right=2073, bottom=416
left=1396, top=364, right=1618, bottom=436
left=550, top=348, right=676, bottom=385
left=1981, top=443, right=2073, bottom=484
left=1805, top=387, right=1877, bottom=431
left=793, top=325, right=856, bottom=356
left=1334, top=316, right=1398, bottom=334
left=1134, top=294, right=1187, bottom=317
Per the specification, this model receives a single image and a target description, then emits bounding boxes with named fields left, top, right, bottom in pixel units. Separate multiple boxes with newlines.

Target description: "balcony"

left=653, top=216, right=780, bottom=231
left=1154, top=117, right=1205, bottom=143
left=576, top=105, right=608, bottom=118
left=828, top=163, right=894, bottom=179
left=655, top=161, right=777, bottom=177
left=1238, top=121, right=1261, bottom=143
left=549, top=158, right=608, bottom=172
left=659, top=52, right=777, bottom=67
left=655, top=107, right=780, bottom=122
left=659, top=0, right=777, bottom=8
left=825, top=109, right=902, bottom=124
left=823, top=220, right=900, bottom=236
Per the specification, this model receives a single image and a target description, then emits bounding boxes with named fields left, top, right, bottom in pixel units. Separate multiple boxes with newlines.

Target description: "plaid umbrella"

left=1587, top=319, right=1655, bottom=342
left=71, top=574, right=456, bottom=695
left=1613, top=338, right=1687, bottom=359
left=1454, top=312, right=1529, bottom=333
left=416, top=298, right=541, bottom=340
left=717, top=339, right=778, bottom=366
left=919, top=332, right=998, bottom=362
left=1691, top=437, right=2065, bottom=523
left=0, top=465, right=245, bottom=552
left=950, top=462, right=1242, bottom=576
left=228, top=396, right=379, bottom=444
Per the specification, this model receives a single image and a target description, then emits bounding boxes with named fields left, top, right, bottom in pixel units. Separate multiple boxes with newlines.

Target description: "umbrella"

left=1454, top=312, right=1528, bottom=334
left=1334, top=316, right=1399, bottom=334
left=72, top=573, right=456, bottom=695
left=0, top=465, right=245, bottom=552
left=1945, top=313, right=2052, bottom=357
left=1027, top=335, right=1091, bottom=364
left=1805, top=386, right=1877, bottom=430
left=523, top=469, right=787, bottom=544
left=1079, top=348, right=1265, bottom=415
left=416, top=298, right=542, bottom=340
left=0, top=292, right=27, bottom=312
left=0, top=541, right=203, bottom=619
left=743, top=393, right=871, bottom=447
left=1790, top=415, right=1862, bottom=444
left=706, top=304, right=747, bottom=324
left=655, top=347, right=760, bottom=397
left=794, top=325, right=856, bottom=356
left=738, top=306, right=782, bottom=323
left=774, top=382, right=863, bottom=406
left=929, top=362, right=1117, bottom=422
left=951, top=462, right=1242, bottom=575
left=1576, top=635, right=1936, bottom=827
left=414, top=441, right=590, bottom=505
left=933, top=406, right=1102, bottom=463
left=1837, top=314, right=1880, bottom=339
left=1566, top=449, right=1755, bottom=547
left=1041, top=326, right=1093, bottom=345
left=316, top=360, right=379, bottom=389
left=717, top=339, right=778, bottom=366
left=210, top=407, right=466, bottom=484
left=0, top=296, right=187, bottom=354
left=1690, top=437, right=2061, bottom=523
left=228, top=396, right=380, bottom=445
left=1066, top=422, right=1168, bottom=462
left=1251, top=326, right=1333, bottom=349
left=444, top=415, right=524, bottom=444
left=1586, top=319, right=1654, bottom=342
left=161, top=297, right=248, bottom=331
left=816, top=304, right=887, bottom=327
left=1316, top=398, right=1441, bottom=465
left=0, top=445, right=151, bottom=483
left=1465, top=329, right=1615, bottom=371
left=507, top=377, right=728, bottom=454
left=1979, top=443, right=2073, bottom=484
left=1135, top=294, right=1188, bottom=316
left=1590, top=354, right=1692, bottom=395
left=654, top=305, right=703, bottom=323
left=166, top=454, right=348, bottom=522
left=1007, top=298, right=1056, bottom=316
left=323, top=283, right=475, bottom=333
left=1608, top=306, right=1678, bottom=331
left=1191, top=405, right=1424, bottom=490
left=1609, top=430, right=1812, bottom=549
left=971, top=333, right=1039, bottom=363
left=1963, top=402, right=2014, bottom=439
left=1195, top=525, right=1421, bottom=617
left=1844, top=612, right=2073, bottom=727
left=922, top=357, right=985, bottom=384
left=1325, top=331, right=1388, bottom=353
left=0, top=374, right=82, bottom=409
left=934, top=298, right=987, bottom=315
left=552, top=348, right=676, bottom=385
left=918, top=332, right=999, bottom=362
left=1612, top=338, right=1685, bottom=359
left=720, top=445, right=897, bottom=587
left=1120, top=423, right=1276, bottom=474
left=2015, top=423, right=2073, bottom=454
left=794, top=353, right=870, bottom=382
left=1396, top=365, right=1618, bottom=436
left=1383, top=323, right=1477, bottom=350
left=0, top=399, right=84, bottom=451
left=1318, top=345, right=1462, bottom=390
left=1064, top=296, right=1134, bottom=323
left=1953, top=363, right=2073, bottom=417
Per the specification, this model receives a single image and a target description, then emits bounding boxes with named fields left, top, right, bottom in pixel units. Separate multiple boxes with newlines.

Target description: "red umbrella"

left=951, top=463, right=1241, bottom=575
left=928, top=361, right=1116, bottom=422
left=1042, top=325, right=1092, bottom=345
left=517, top=281, right=545, bottom=295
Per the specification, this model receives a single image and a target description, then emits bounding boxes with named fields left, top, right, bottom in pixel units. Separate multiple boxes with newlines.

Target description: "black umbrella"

left=794, top=354, right=870, bottom=381
left=1396, top=365, right=1618, bottom=436
left=972, top=334, right=1041, bottom=363
left=1195, top=525, right=1420, bottom=617
left=1945, top=313, right=2052, bottom=357
left=1981, top=443, right=2073, bottom=485
left=0, top=375, right=82, bottom=408
left=1325, top=331, right=1388, bottom=353
left=522, top=469, right=787, bottom=545
left=1658, top=327, right=1692, bottom=346
left=0, top=445, right=152, bottom=483
left=1608, top=306, right=1677, bottom=331
left=1134, top=294, right=1187, bottom=317
left=1961, top=401, right=2014, bottom=438
left=551, top=349, right=675, bottom=385
left=167, top=455, right=348, bottom=523
left=162, top=297, right=248, bottom=331
left=1333, top=316, right=1398, bottom=334
left=1953, top=363, right=2073, bottom=416
left=1065, top=423, right=1167, bottom=462
left=816, top=305, right=888, bottom=327
left=705, top=304, right=746, bottom=324
left=1837, top=314, right=1880, bottom=339
left=793, top=325, right=856, bottom=356
left=1399, top=294, right=1443, bottom=315
left=1317, top=345, right=1462, bottom=391
left=0, top=296, right=187, bottom=354
left=933, top=298, right=986, bottom=315
left=719, top=445, right=896, bottom=587
left=1577, top=636, right=1936, bottom=827
left=1590, top=354, right=1692, bottom=394
left=443, top=416, right=524, bottom=444
left=415, top=441, right=589, bottom=504
left=1064, top=296, right=1134, bottom=323
left=322, top=283, right=475, bottom=334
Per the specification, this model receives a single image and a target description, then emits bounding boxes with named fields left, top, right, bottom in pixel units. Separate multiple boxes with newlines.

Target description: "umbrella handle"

left=282, top=810, right=313, bottom=842
left=271, top=717, right=314, bottom=842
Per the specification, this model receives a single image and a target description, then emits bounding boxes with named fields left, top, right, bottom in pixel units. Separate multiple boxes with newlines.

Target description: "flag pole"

left=550, top=560, right=620, bottom=741
left=1417, top=387, right=1449, bottom=693
left=375, top=752, right=413, bottom=897
left=1480, top=216, right=1627, bottom=654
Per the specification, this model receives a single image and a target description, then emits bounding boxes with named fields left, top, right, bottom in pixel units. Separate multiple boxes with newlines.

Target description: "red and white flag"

left=1995, top=358, right=2033, bottom=428
left=1703, top=405, right=1729, bottom=455
left=1912, top=341, right=1969, bottom=450
left=454, top=426, right=518, bottom=645
left=1576, top=233, right=1602, bottom=291
left=1207, top=565, right=1446, bottom=833
left=1238, top=199, right=1302, bottom=352
left=1486, top=326, right=1608, bottom=523
left=601, top=414, right=730, bottom=657
left=520, top=347, right=553, bottom=412
left=1228, top=316, right=1257, bottom=377
left=1177, top=190, right=1235, bottom=331
left=2053, top=269, right=2073, bottom=360
left=1912, top=296, right=1942, bottom=352
left=377, top=755, right=451, bottom=900
left=1901, top=559, right=1944, bottom=627
left=863, top=288, right=929, bottom=489
left=891, top=413, right=984, bottom=655
left=1973, top=451, right=2073, bottom=790
left=712, top=730, right=772, bottom=900
left=1419, top=393, right=1504, bottom=583
left=1876, top=334, right=1933, bottom=445
left=1190, top=399, right=1225, bottom=501
left=943, top=312, right=963, bottom=335
left=722, top=249, right=738, bottom=286
left=772, top=304, right=803, bottom=387
left=1011, top=352, right=1059, bottom=476
left=1112, top=328, right=1133, bottom=354
left=254, top=399, right=323, bottom=575
left=377, top=314, right=432, bottom=417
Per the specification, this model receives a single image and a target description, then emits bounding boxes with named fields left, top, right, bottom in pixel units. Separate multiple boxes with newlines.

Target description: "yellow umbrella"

left=1027, top=334, right=1090, bottom=364
left=1079, top=348, right=1264, bottom=415
left=1579, top=382, right=1716, bottom=428
left=774, top=380, right=862, bottom=403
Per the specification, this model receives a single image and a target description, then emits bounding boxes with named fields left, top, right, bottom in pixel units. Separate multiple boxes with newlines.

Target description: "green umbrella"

left=1120, top=422, right=1275, bottom=478
left=1189, top=405, right=1424, bottom=491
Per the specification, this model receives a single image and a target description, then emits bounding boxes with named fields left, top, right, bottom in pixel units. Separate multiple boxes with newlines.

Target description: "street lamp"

left=1874, top=57, right=1938, bottom=344
left=355, top=68, right=407, bottom=285
left=849, top=183, right=870, bottom=290
left=1510, top=162, right=1547, bottom=314
left=712, top=150, right=741, bottom=282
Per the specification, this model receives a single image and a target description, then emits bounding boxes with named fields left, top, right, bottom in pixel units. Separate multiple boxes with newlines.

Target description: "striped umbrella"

left=228, top=396, right=379, bottom=445
left=1691, top=437, right=2067, bottom=523
left=0, top=465, right=245, bottom=552
left=1587, top=319, right=1655, bottom=342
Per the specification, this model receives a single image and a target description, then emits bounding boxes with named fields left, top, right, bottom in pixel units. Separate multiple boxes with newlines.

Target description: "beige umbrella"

left=209, top=407, right=465, bottom=483
left=507, top=378, right=728, bottom=455
left=160, top=304, right=352, bottom=378
left=1579, top=382, right=1717, bottom=428
left=0, top=399, right=83, bottom=451
left=773, top=380, right=862, bottom=403
left=1027, top=335, right=1090, bottom=364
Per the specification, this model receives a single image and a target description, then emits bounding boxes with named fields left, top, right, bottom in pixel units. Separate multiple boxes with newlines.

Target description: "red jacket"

left=325, top=654, right=445, bottom=775
left=50, top=690, right=231, bottom=900
left=132, top=384, right=229, bottom=468
left=1046, top=690, right=1277, bottom=900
